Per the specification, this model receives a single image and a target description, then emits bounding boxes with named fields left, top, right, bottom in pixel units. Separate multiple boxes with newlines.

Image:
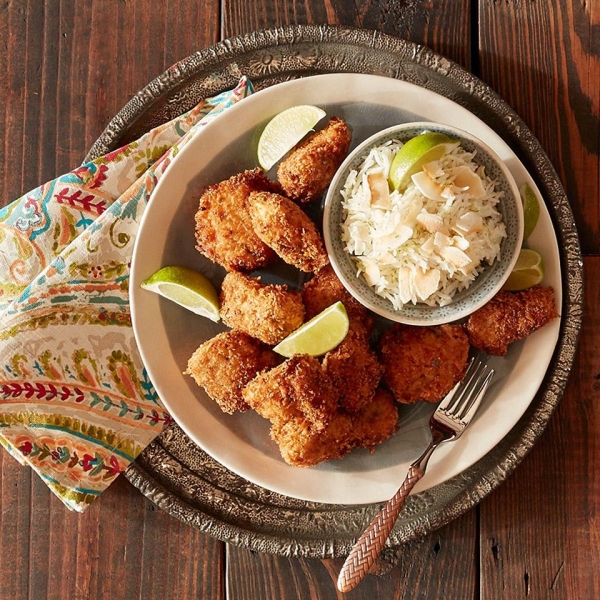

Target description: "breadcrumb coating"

left=194, top=169, right=280, bottom=272
left=242, top=355, right=339, bottom=432
left=219, top=272, right=305, bottom=345
left=277, top=117, right=352, bottom=203
left=270, top=387, right=398, bottom=467
left=185, top=330, right=280, bottom=414
left=379, top=324, right=470, bottom=404
left=248, top=191, right=329, bottom=273
left=466, top=286, right=559, bottom=356
left=322, top=328, right=382, bottom=413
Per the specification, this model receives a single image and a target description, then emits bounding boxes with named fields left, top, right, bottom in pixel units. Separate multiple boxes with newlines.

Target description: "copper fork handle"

left=337, top=465, right=425, bottom=593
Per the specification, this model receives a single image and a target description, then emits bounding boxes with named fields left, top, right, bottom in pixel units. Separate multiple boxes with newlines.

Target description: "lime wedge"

left=140, top=265, right=220, bottom=321
left=502, top=249, right=545, bottom=291
left=389, top=132, right=460, bottom=191
left=257, top=105, right=327, bottom=170
left=273, top=301, right=349, bottom=357
left=520, top=182, right=540, bottom=241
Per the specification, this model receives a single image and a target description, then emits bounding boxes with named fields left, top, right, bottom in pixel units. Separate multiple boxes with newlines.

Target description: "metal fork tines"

left=433, top=356, right=495, bottom=439
left=337, top=354, right=495, bottom=593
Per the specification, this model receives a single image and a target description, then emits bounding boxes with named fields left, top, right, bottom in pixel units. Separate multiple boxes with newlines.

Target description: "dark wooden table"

left=0, top=2, right=597, bottom=599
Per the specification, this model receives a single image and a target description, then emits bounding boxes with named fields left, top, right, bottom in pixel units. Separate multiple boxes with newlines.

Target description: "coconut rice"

left=340, top=139, right=506, bottom=309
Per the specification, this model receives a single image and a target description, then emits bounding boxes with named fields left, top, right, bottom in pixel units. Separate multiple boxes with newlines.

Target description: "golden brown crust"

left=301, top=264, right=373, bottom=336
left=184, top=330, right=280, bottom=414
left=277, top=117, right=352, bottom=203
left=465, top=286, right=559, bottom=356
left=194, top=169, right=280, bottom=272
left=270, top=387, right=398, bottom=467
left=379, top=324, right=470, bottom=404
left=322, top=328, right=383, bottom=413
left=248, top=191, right=329, bottom=273
left=242, top=355, right=339, bottom=432
left=219, top=272, right=305, bottom=345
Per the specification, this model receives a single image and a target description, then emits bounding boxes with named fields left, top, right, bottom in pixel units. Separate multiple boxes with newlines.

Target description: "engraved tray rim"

left=86, top=24, right=582, bottom=559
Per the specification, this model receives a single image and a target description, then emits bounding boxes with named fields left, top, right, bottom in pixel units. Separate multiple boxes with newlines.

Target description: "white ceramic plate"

left=130, top=73, right=561, bottom=505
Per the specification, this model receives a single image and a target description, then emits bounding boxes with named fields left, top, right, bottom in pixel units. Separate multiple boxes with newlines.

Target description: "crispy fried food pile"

left=186, top=112, right=560, bottom=469
left=465, top=286, right=559, bottom=355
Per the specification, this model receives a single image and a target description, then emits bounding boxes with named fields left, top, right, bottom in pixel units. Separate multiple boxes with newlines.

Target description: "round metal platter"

left=86, top=25, right=582, bottom=565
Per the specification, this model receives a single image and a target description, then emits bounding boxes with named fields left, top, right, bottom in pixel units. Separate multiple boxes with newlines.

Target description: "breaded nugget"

left=242, top=355, right=339, bottom=431
left=277, top=117, right=352, bottom=203
left=379, top=324, right=470, bottom=404
left=194, top=169, right=279, bottom=271
left=219, top=272, right=305, bottom=345
left=248, top=191, right=329, bottom=273
left=466, top=286, right=559, bottom=356
left=301, top=265, right=373, bottom=336
left=349, top=387, right=399, bottom=450
left=271, top=411, right=354, bottom=467
left=184, top=330, right=280, bottom=414
left=322, top=328, right=382, bottom=413
left=271, top=387, right=398, bottom=467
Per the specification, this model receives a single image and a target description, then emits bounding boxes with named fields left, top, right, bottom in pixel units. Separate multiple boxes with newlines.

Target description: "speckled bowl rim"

left=323, top=121, right=524, bottom=325
left=85, top=25, right=583, bottom=559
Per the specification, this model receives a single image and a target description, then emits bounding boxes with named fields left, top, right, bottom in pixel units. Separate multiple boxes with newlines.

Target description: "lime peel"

left=389, top=132, right=460, bottom=191
left=502, top=249, right=545, bottom=291
left=273, top=301, right=349, bottom=357
left=520, top=182, right=541, bottom=241
left=257, top=105, right=327, bottom=171
left=141, top=265, right=220, bottom=322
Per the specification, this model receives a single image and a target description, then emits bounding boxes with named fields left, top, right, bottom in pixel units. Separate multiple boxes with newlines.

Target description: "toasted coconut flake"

left=453, top=235, right=470, bottom=251
left=439, top=246, right=472, bottom=269
left=414, top=268, right=441, bottom=301
left=416, top=210, right=449, bottom=234
left=397, top=267, right=413, bottom=304
left=434, top=231, right=453, bottom=248
left=448, top=166, right=486, bottom=198
left=411, top=171, right=445, bottom=201
left=454, top=211, right=484, bottom=234
left=422, top=161, right=445, bottom=179
left=420, top=237, right=435, bottom=255
left=367, top=169, right=392, bottom=208
left=360, top=257, right=381, bottom=286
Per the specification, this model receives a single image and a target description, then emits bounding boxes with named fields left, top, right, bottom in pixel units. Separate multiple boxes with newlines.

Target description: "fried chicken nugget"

left=184, top=330, right=280, bottom=414
left=466, top=286, right=559, bottom=356
left=248, top=191, right=329, bottom=273
left=219, top=272, right=305, bottom=345
left=379, top=324, right=470, bottom=404
left=242, top=355, right=339, bottom=432
left=301, top=265, right=373, bottom=336
left=277, top=117, right=352, bottom=203
left=322, top=328, right=382, bottom=413
left=194, top=169, right=280, bottom=272
left=270, top=387, right=398, bottom=467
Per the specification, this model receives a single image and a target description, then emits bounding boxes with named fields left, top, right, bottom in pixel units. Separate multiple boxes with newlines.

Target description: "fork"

left=337, top=356, right=495, bottom=593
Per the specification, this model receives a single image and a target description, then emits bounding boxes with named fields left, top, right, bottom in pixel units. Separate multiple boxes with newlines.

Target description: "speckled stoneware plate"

left=323, top=121, right=524, bottom=325
left=86, top=26, right=582, bottom=563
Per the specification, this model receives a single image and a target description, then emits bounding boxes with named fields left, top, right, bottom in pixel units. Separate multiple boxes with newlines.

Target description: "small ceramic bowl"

left=323, top=122, right=524, bottom=326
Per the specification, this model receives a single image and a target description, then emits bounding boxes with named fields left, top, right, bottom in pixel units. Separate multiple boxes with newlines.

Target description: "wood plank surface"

left=478, top=0, right=600, bottom=254
left=0, top=1, right=597, bottom=599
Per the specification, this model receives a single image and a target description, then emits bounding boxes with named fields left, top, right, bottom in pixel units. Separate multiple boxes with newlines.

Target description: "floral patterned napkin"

left=0, top=76, right=254, bottom=511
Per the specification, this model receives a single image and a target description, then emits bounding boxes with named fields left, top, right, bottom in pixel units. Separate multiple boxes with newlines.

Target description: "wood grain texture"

left=222, top=0, right=473, bottom=70
left=479, top=257, right=599, bottom=600
left=226, top=509, right=477, bottom=599
left=478, top=0, right=600, bottom=253
left=1, top=1, right=597, bottom=599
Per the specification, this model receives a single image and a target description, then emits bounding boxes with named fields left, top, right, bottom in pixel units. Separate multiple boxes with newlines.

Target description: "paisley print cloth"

left=0, top=77, right=254, bottom=511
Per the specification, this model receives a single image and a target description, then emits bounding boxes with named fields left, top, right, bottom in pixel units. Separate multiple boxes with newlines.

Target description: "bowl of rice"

left=323, top=122, right=524, bottom=325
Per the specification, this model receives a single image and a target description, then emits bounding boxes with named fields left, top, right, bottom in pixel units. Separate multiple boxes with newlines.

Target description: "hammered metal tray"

left=86, top=25, right=582, bottom=561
